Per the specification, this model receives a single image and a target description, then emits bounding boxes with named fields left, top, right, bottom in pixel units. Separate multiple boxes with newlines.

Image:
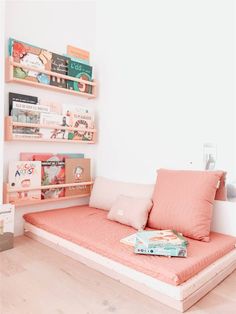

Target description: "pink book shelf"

left=5, top=117, right=97, bottom=144
left=3, top=181, right=93, bottom=207
left=5, top=57, right=97, bottom=99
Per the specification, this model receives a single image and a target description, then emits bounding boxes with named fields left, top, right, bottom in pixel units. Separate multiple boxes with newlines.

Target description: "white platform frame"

left=24, top=222, right=236, bottom=312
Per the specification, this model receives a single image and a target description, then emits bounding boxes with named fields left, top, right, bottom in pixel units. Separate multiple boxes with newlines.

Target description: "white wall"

left=3, top=0, right=236, bottom=234
left=4, top=0, right=97, bottom=235
left=95, top=0, right=235, bottom=183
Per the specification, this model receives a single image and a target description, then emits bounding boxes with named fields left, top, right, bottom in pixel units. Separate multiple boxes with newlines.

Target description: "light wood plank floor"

left=0, top=236, right=236, bottom=314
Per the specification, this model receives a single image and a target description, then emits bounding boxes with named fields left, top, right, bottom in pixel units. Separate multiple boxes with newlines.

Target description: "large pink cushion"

left=148, top=169, right=222, bottom=241
left=23, top=206, right=236, bottom=286
left=107, top=195, right=153, bottom=230
left=89, top=176, right=154, bottom=211
left=215, top=171, right=227, bottom=201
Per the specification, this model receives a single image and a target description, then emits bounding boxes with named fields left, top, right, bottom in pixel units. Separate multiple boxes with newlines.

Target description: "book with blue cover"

left=67, top=59, right=93, bottom=94
left=134, top=230, right=188, bottom=257
left=121, top=230, right=188, bottom=257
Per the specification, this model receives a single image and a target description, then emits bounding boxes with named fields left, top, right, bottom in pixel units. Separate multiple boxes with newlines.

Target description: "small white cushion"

left=89, top=176, right=154, bottom=211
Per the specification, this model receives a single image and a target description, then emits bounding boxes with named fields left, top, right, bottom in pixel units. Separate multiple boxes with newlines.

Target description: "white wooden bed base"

left=24, top=222, right=236, bottom=312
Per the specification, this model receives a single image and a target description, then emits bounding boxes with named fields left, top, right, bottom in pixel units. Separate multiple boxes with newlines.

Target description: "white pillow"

left=89, top=177, right=154, bottom=211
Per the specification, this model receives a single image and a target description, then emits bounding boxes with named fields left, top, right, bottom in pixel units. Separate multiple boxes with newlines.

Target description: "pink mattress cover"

left=23, top=206, right=236, bottom=286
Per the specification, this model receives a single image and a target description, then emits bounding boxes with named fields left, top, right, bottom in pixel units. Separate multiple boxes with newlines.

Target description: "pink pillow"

left=148, top=169, right=222, bottom=241
left=214, top=171, right=227, bottom=201
left=107, top=195, right=153, bottom=230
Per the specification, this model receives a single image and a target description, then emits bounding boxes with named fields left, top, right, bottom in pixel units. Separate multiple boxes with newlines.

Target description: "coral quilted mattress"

left=23, top=205, right=236, bottom=286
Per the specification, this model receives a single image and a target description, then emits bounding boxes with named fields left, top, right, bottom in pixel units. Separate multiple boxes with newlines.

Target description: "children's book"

left=9, top=38, right=52, bottom=84
left=62, top=105, right=95, bottom=141
left=65, top=158, right=91, bottom=196
left=20, top=152, right=85, bottom=161
left=120, top=233, right=137, bottom=247
left=40, top=113, right=69, bottom=140
left=39, top=99, right=62, bottom=115
left=66, top=45, right=90, bottom=64
left=134, top=230, right=188, bottom=258
left=11, top=100, right=50, bottom=138
left=8, top=161, right=41, bottom=203
left=9, top=92, right=38, bottom=115
left=67, top=59, right=92, bottom=94
left=58, top=153, right=84, bottom=159
left=34, top=154, right=65, bottom=199
left=50, top=53, right=69, bottom=88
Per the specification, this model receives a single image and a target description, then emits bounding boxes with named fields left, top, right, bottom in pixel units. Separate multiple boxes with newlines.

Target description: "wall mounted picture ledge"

left=5, top=57, right=97, bottom=99
left=3, top=181, right=93, bottom=207
left=5, top=117, right=97, bottom=144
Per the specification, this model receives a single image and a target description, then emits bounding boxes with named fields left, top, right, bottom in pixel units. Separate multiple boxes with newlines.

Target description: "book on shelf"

left=39, top=99, right=62, bottom=115
left=9, top=38, right=52, bottom=84
left=20, top=153, right=52, bottom=161
left=66, top=45, right=90, bottom=64
left=9, top=92, right=38, bottom=115
left=58, top=153, right=85, bottom=159
left=40, top=112, right=70, bottom=140
left=67, top=59, right=93, bottom=94
left=65, top=158, right=91, bottom=196
left=8, top=161, right=41, bottom=203
left=134, top=230, right=188, bottom=257
left=20, top=152, right=85, bottom=161
left=34, top=154, right=65, bottom=199
left=63, top=105, right=95, bottom=142
left=11, top=99, right=50, bottom=138
left=50, top=53, right=70, bottom=88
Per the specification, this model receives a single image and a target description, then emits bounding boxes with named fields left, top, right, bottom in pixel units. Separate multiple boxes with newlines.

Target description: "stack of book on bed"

left=121, top=230, right=188, bottom=258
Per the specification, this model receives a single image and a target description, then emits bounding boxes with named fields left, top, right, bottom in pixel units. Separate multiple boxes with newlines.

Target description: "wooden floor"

left=0, top=236, right=236, bottom=314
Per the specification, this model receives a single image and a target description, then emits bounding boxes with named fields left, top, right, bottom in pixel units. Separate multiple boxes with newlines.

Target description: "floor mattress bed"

left=23, top=205, right=236, bottom=312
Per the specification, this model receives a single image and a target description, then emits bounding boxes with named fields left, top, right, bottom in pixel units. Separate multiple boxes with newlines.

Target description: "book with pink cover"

left=34, top=154, right=65, bottom=199
left=65, top=158, right=91, bottom=196
left=20, top=152, right=85, bottom=161
left=8, top=161, right=41, bottom=203
left=20, top=152, right=51, bottom=161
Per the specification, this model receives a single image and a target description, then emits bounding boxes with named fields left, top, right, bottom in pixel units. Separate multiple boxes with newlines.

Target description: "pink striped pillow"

left=148, top=169, right=222, bottom=241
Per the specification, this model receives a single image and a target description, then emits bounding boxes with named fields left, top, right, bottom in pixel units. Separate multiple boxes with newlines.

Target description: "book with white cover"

left=120, top=233, right=137, bottom=247
left=40, top=113, right=69, bottom=140
left=11, top=101, right=50, bottom=138
left=62, top=105, right=95, bottom=141
left=8, top=161, right=41, bottom=203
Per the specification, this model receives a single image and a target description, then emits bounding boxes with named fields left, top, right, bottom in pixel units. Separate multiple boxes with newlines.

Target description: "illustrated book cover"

left=67, top=59, right=93, bottom=94
left=11, top=100, right=50, bottom=139
left=8, top=161, right=41, bottom=203
left=134, top=230, right=188, bottom=257
left=65, top=158, right=91, bottom=196
left=40, top=113, right=69, bottom=140
left=9, top=38, right=52, bottom=84
left=62, top=105, right=95, bottom=142
left=50, top=53, right=69, bottom=88
left=34, top=154, right=65, bottom=199
left=9, top=92, right=38, bottom=115
left=120, top=233, right=137, bottom=247
left=39, top=99, right=62, bottom=115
